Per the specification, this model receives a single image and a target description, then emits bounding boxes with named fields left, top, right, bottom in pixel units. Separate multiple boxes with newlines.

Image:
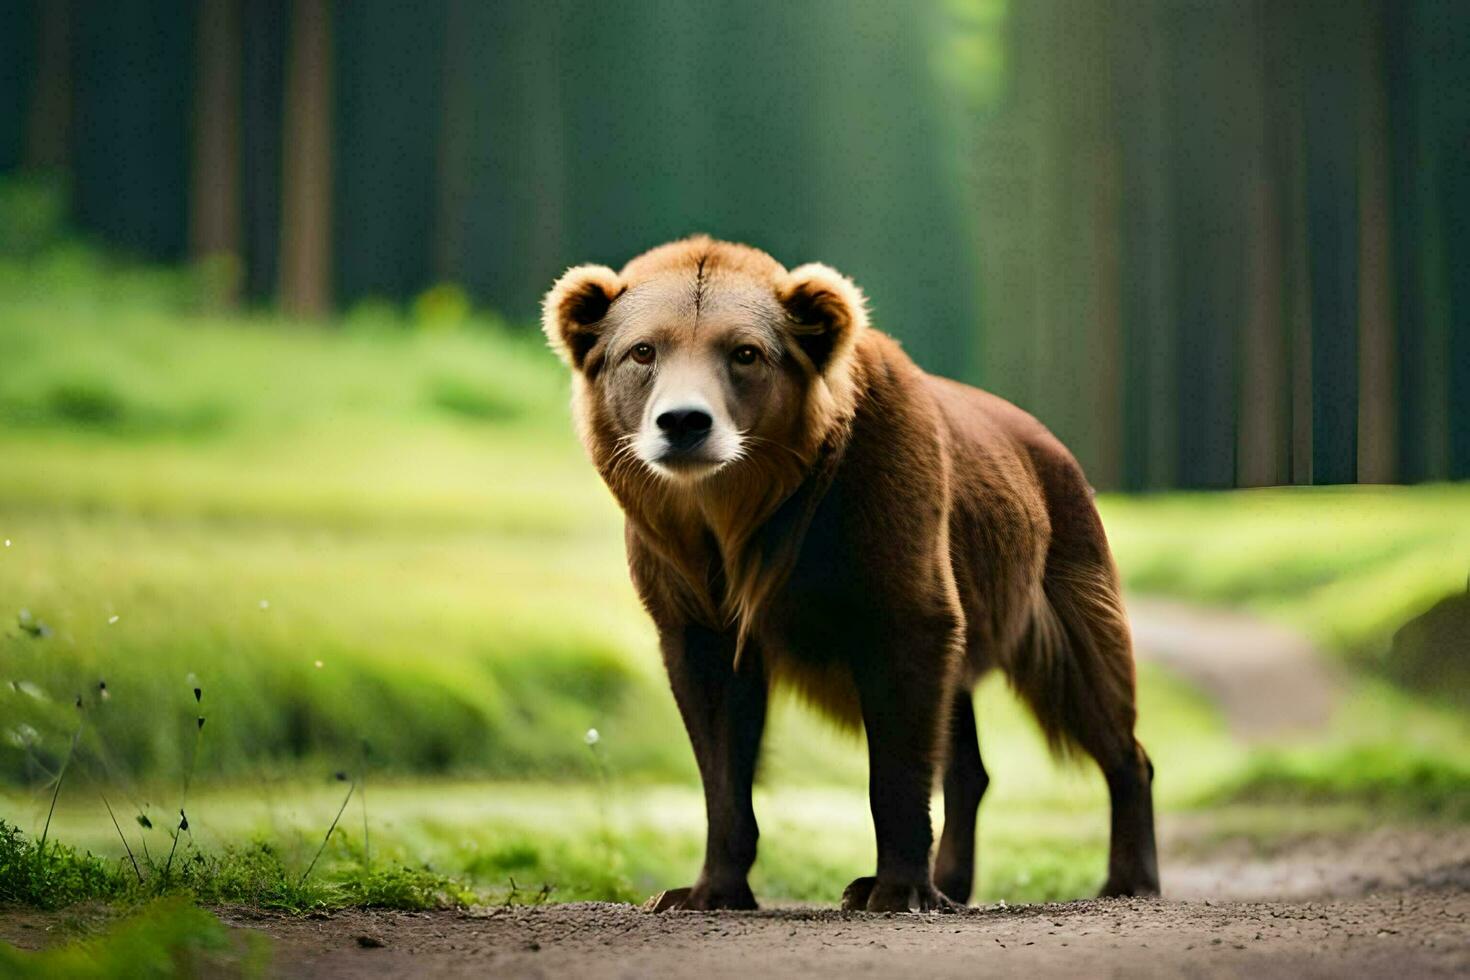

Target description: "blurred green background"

left=0, top=0, right=1468, bottom=908
left=4, top=0, right=1469, bottom=487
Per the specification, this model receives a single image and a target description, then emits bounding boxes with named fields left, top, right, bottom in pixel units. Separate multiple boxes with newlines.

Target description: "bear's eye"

left=630, top=343, right=656, bottom=365
left=731, top=345, right=760, bottom=366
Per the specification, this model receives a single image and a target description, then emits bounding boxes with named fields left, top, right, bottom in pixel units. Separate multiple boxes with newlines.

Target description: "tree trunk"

left=1236, top=0, right=1289, bottom=488
left=1304, top=3, right=1361, bottom=486
left=1112, top=0, right=1176, bottom=491
left=432, top=0, right=472, bottom=285
left=191, top=0, right=243, bottom=305
left=278, top=0, right=333, bottom=318
left=1356, top=0, right=1396, bottom=483
left=24, top=0, right=72, bottom=171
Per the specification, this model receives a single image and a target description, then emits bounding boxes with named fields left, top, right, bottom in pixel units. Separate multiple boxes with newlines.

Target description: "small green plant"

left=335, top=866, right=476, bottom=909
left=0, top=820, right=127, bottom=909
left=0, top=818, right=477, bottom=913
left=163, top=678, right=206, bottom=879
left=584, top=727, right=611, bottom=848
left=0, top=897, right=270, bottom=978
left=581, top=726, right=637, bottom=900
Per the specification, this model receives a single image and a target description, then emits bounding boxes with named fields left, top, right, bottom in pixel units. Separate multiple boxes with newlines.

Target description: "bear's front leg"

left=649, top=623, right=767, bottom=911
left=843, top=613, right=962, bottom=913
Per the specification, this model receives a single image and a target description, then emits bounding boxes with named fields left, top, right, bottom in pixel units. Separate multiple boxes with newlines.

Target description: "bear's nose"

left=656, top=407, right=713, bottom=451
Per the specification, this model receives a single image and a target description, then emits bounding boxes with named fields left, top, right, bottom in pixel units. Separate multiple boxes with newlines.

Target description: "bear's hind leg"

left=1099, top=743, right=1158, bottom=898
left=1011, top=558, right=1160, bottom=898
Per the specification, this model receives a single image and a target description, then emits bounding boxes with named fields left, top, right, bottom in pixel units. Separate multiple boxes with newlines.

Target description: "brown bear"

left=542, top=235, right=1159, bottom=912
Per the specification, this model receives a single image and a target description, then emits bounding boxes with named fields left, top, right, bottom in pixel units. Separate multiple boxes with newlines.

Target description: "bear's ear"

left=542, top=264, right=625, bottom=370
left=775, top=263, right=868, bottom=373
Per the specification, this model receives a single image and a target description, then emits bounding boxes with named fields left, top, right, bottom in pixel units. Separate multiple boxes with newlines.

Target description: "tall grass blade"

left=300, top=780, right=356, bottom=885
left=35, top=713, right=83, bottom=871
left=101, top=794, right=144, bottom=883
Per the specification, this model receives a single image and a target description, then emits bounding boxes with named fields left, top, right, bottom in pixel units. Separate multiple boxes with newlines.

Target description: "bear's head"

left=542, top=235, right=868, bottom=490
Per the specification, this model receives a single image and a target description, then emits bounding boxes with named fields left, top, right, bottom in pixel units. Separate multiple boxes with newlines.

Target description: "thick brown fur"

left=543, top=236, right=1159, bottom=912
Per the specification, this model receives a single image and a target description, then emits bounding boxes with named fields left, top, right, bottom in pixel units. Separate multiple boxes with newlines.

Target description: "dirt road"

left=0, top=825, right=1461, bottom=977
left=1127, top=596, right=1340, bottom=738
left=239, top=880, right=1467, bottom=979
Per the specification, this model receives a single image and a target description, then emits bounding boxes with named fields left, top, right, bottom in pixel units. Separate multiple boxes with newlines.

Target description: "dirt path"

left=1128, top=596, right=1339, bottom=738
left=1, top=826, right=1462, bottom=977
left=224, top=823, right=1469, bottom=978
left=4, top=828, right=1465, bottom=978
left=234, top=884, right=1466, bottom=979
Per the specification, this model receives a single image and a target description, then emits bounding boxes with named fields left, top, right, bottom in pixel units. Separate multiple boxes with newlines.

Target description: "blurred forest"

left=1, top=0, right=1468, bottom=490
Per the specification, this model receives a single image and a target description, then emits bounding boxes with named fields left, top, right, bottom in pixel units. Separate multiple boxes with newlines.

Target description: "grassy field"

left=2, top=245, right=1469, bottom=913
left=1103, top=486, right=1470, bottom=660
left=1, top=657, right=1232, bottom=908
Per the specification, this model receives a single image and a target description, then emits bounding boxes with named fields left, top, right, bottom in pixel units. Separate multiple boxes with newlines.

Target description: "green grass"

left=8, top=660, right=1463, bottom=912
left=2, top=238, right=1469, bottom=919
left=0, top=817, right=472, bottom=913
left=1200, top=676, right=1470, bottom=821
left=1, top=504, right=679, bottom=782
left=0, top=662, right=1206, bottom=908
left=0, top=898, right=269, bottom=978
left=1210, top=746, right=1470, bottom=821
left=1101, top=486, right=1470, bottom=659
left=0, top=265, right=681, bottom=784
left=0, top=661, right=1231, bottom=909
